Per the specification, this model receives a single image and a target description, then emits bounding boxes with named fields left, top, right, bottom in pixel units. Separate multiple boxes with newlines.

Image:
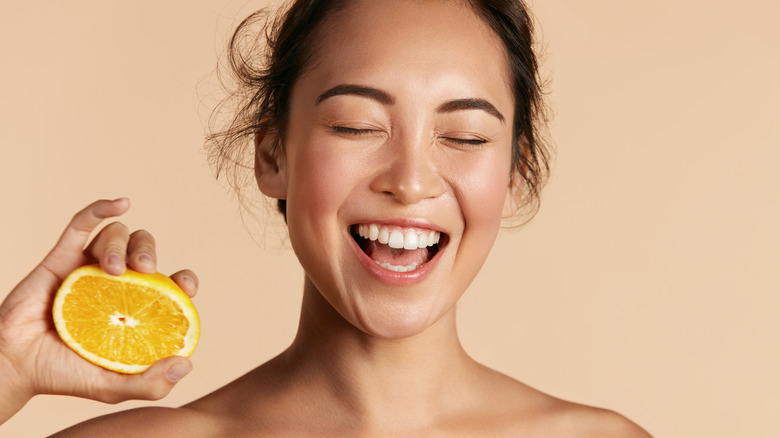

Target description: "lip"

left=351, top=218, right=446, bottom=234
left=348, top=219, right=447, bottom=286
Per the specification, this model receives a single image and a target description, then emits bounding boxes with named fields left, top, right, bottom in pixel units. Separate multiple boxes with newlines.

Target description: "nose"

left=369, top=136, right=446, bottom=205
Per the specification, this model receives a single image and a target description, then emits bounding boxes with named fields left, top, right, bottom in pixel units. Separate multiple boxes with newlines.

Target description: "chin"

left=350, top=297, right=452, bottom=341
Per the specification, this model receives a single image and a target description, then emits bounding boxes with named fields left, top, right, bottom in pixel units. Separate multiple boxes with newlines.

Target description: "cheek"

left=285, top=138, right=360, bottom=232
left=284, top=142, right=352, bottom=287
left=451, top=152, right=512, bottom=230
left=443, top=151, right=510, bottom=296
left=289, top=151, right=334, bottom=221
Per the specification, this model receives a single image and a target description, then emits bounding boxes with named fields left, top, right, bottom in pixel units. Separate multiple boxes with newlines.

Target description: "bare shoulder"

left=519, top=387, right=651, bottom=437
left=49, top=360, right=274, bottom=437
left=50, top=405, right=225, bottom=438
left=50, top=368, right=265, bottom=437
left=472, top=367, right=651, bottom=437
left=544, top=403, right=652, bottom=437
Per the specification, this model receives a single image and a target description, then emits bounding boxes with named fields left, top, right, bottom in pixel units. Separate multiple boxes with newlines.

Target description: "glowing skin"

left=267, top=0, right=519, bottom=339
left=0, top=2, right=650, bottom=435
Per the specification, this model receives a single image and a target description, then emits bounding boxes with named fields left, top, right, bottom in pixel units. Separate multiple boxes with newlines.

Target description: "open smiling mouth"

left=350, top=224, right=447, bottom=273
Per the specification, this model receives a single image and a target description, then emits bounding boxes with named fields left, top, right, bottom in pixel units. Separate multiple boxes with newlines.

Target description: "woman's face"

left=276, top=0, right=517, bottom=339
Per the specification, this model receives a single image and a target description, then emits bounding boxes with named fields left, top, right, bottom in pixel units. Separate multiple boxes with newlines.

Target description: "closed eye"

left=332, top=126, right=376, bottom=135
left=442, top=137, right=488, bottom=146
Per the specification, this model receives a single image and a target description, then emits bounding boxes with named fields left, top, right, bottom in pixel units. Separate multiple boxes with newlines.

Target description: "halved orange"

left=52, top=265, right=200, bottom=374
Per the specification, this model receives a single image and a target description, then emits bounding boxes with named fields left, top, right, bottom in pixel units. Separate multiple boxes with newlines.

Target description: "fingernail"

left=108, top=254, right=122, bottom=267
left=181, top=275, right=196, bottom=290
left=139, top=254, right=154, bottom=266
left=166, top=363, right=192, bottom=382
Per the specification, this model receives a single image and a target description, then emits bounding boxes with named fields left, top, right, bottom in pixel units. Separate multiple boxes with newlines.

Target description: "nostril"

left=369, top=156, right=445, bottom=205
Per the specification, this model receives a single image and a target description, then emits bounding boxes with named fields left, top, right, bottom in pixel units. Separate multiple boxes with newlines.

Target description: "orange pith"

left=53, top=265, right=199, bottom=374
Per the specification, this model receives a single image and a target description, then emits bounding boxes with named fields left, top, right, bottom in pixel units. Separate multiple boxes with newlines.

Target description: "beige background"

left=1, top=0, right=778, bottom=436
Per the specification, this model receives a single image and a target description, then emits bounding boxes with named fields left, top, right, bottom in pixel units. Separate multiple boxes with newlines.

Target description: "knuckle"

left=107, top=395, right=124, bottom=405
left=69, top=211, right=82, bottom=225
left=146, top=384, right=171, bottom=401
left=69, top=211, right=92, bottom=234
left=131, top=243, right=155, bottom=255
left=104, top=242, right=127, bottom=255
left=99, top=391, right=125, bottom=405
left=93, top=378, right=125, bottom=404
left=130, top=229, right=157, bottom=249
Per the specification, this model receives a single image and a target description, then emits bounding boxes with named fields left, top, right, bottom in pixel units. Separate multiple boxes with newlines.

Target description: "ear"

left=502, top=136, right=528, bottom=218
left=502, top=171, right=523, bottom=218
left=254, top=132, right=287, bottom=199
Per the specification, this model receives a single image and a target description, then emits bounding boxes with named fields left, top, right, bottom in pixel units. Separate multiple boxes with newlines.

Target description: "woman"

left=0, top=0, right=650, bottom=435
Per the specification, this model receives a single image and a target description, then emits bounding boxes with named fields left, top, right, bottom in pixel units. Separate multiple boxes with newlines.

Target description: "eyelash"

left=331, top=126, right=488, bottom=146
left=332, top=126, right=374, bottom=135
left=444, top=137, right=487, bottom=146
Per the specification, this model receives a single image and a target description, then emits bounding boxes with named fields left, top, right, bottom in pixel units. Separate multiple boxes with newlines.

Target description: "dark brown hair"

left=207, top=0, right=550, bottom=223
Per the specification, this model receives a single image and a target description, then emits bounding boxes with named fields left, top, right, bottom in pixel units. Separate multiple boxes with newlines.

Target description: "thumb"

left=98, top=357, right=193, bottom=404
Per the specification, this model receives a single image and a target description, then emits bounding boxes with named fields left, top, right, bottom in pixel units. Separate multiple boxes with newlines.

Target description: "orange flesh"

left=62, top=276, right=189, bottom=365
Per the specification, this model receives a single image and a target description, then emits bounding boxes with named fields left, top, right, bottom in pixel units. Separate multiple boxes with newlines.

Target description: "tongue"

left=363, top=240, right=430, bottom=267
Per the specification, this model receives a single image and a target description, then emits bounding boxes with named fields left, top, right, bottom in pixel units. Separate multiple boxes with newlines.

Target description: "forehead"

left=297, top=0, right=513, bottom=109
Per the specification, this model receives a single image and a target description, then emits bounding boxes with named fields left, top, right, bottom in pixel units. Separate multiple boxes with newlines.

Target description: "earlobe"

left=254, top=133, right=287, bottom=199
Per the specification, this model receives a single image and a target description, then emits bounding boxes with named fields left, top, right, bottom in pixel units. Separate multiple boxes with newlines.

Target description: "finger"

left=126, top=230, right=157, bottom=274
left=98, top=357, right=193, bottom=404
left=170, top=270, right=198, bottom=298
left=84, top=221, right=130, bottom=276
left=41, top=198, right=130, bottom=279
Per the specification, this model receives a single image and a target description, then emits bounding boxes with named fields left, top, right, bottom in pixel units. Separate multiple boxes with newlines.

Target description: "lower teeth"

left=376, top=261, right=419, bottom=273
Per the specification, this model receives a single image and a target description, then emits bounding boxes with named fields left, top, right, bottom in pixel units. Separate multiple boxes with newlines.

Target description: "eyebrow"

left=316, top=84, right=395, bottom=105
left=316, top=83, right=504, bottom=122
left=437, top=98, right=505, bottom=123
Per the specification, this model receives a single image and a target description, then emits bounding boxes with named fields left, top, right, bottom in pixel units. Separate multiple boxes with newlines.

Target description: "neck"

left=280, top=277, right=477, bottom=430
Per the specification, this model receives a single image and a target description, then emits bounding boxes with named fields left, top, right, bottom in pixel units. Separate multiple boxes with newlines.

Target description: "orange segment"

left=53, top=265, right=199, bottom=374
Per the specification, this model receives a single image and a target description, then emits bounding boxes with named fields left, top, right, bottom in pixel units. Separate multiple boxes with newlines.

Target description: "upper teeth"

left=356, top=224, right=440, bottom=250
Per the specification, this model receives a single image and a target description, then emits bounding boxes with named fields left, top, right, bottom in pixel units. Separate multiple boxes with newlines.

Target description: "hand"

left=0, top=198, right=198, bottom=424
